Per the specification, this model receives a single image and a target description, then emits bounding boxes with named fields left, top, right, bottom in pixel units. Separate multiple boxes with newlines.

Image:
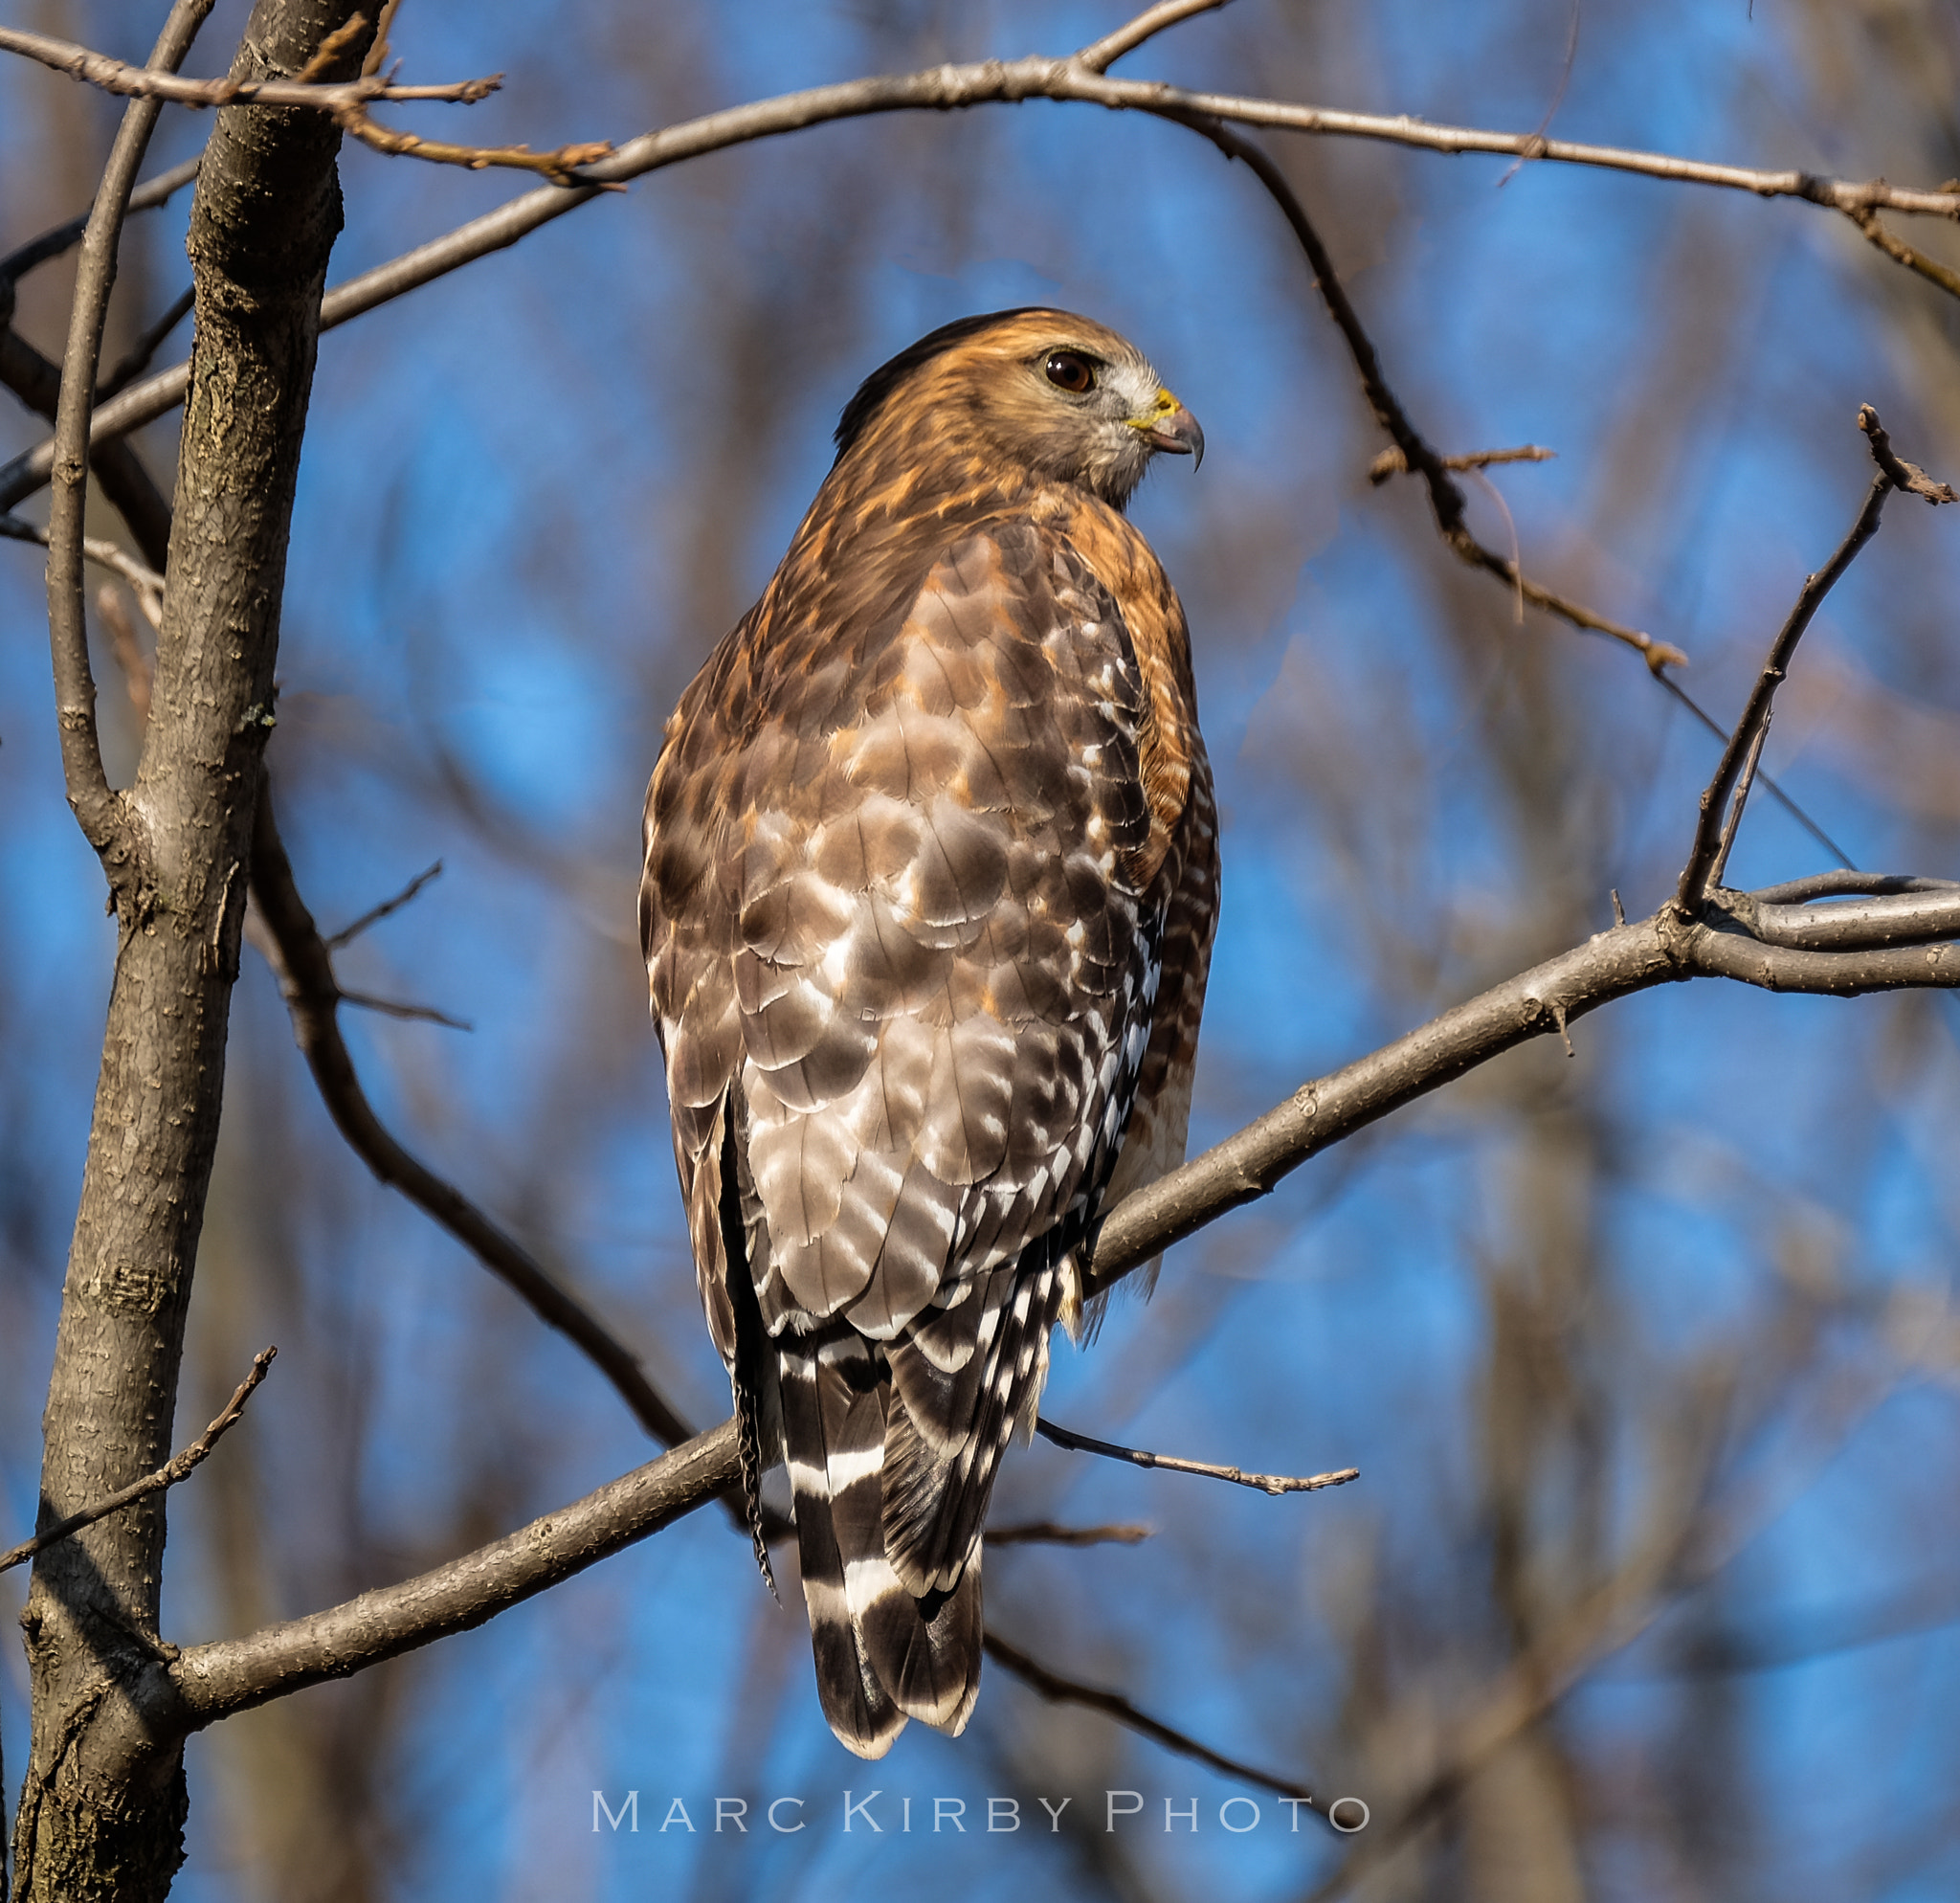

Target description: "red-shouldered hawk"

left=640, top=308, right=1217, bottom=1757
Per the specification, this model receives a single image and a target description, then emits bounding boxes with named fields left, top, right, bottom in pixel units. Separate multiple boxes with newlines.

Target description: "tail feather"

left=777, top=1329, right=904, bottom=1758
left=776, top=1245, right=1065, bottom=1757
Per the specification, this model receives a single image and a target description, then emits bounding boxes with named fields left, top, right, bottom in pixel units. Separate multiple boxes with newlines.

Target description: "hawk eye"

left=1043, top=351, right=1096, bottom=394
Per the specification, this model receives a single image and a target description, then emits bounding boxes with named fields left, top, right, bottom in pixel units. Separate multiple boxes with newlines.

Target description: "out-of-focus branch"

left=246, top=784, right=701, bottom=1454
left=1, top=512, right=166, bottom=624
left=986, top=1520, right=1154, bottom=1548
left=982, top=1628, right=1334, bottom=1817
left=0, top=1350, right=275, bottom=1575
left=10, top=3, right=1960, bottom=510
left=0, top=152, right=200, bottom=297
left=1036, top=1418, right=1359, bottom=1496
left=0, top=313, right=176, bottom=566
left=1301, top=1359, right=1744, bottom=1903
left=323, top=859, right=443, bottom=949
left=99, top=284, right=194, bottom=400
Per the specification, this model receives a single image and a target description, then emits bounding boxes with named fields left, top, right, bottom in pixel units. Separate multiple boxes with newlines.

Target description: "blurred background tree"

left=5, top=1, right=1960, bottom=1898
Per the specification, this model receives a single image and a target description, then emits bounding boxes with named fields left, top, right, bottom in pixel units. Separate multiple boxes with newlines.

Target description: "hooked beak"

left=1133, top=392, right=1205, bottom=469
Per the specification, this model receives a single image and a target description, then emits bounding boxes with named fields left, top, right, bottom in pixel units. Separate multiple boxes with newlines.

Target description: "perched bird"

left=640, top=308, right=1218, bottom=1757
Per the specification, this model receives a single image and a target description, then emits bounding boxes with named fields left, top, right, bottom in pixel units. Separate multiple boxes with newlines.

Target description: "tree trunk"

left=12, top=6, right=368, bottom=1896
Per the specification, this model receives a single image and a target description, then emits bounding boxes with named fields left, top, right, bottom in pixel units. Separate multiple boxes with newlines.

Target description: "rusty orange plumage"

left=640, top=309, right=1217, bottom=1756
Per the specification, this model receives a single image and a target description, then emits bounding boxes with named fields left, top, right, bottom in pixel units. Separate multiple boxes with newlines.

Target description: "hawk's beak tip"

left=1143, top=406, right=1204, bottom=470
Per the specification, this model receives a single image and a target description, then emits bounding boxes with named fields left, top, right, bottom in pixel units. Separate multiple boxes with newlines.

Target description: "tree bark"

left=12, top=6, right=368, bottom=1896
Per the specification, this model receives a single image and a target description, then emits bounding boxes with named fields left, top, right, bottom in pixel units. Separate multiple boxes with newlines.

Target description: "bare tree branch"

left=0, top=312, right=176, bottom=568
left=99, top=284, right=194, bottom=400
left=332, top=986, right=471, bottom=1029
left=0, top=15, right=625, bottom=187
left=129, top=868, right=1960, bottom=1737
left=0, top=19, right=491, bottom=107
left=8, top=9, right=1960, bottom=511
left=982, top=1628, right=1334, bottom=1817
left=1036, top=1418, right=1359, bottom=1496
left=17, top=7, right=380, bottom=1883
left=1847, top=206, right=1960, bottom=304
left=1080, top=888, right=1960, bottom=1303
left=1860, top=403, right=1960, bottom=504
left=167, top=1418, right=745, bottom=1726
left=1174, top=114, right=1689, bottom=670
left=1655, top=671, right=1856, bottom=868
left=0, top=1351, right=275, bottom=1575
left=1674, top=405, right=1942, bottom=910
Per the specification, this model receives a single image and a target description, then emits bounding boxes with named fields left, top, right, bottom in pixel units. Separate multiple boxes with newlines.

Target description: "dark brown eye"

left=1044, top=351, right=1095, bottom=394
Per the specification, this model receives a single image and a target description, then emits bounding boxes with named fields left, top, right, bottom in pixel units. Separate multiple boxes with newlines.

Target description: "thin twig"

left=0, top=512, right=167, bottom=623
left=324, top=860, right=444, bottom=949
left=336, top=987, right=472, bottom=1030
left=0, top=19, right=497, bottom=108
left=1846, top=207, right=1960, bottom=304
left=0, top=1349, right=276, bottom=1573
left=0, top=306, right=175, bottom=565
left=1656, top=673, right=1856, bottom=868
left=1675, top=408, right=1937, bottom=909
left=0, top=19, right=612, bottom=187
left=1036, top=1418, right=1360, bottom=1496
left=1072, top=0, right=1231, bottom=74
left=1369, top=443, right=1558, bottom=482
left=982, top=1627, right=1335, bottom=1817
left=986, top=1520, right=1155, bottom=1547
left=1496, top=0, right=1579, bottom=189
left=1860, top=403, right=1959, bottom=504
left=1709, top=711, right=1771, bottom=889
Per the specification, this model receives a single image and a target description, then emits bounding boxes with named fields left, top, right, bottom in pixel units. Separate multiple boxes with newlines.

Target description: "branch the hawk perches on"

left=640, top=308, right=1217, bottom=1757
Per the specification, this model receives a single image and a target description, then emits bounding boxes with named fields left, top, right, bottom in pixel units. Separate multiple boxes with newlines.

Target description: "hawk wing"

left=642, top=515, right=1213, bottom=1755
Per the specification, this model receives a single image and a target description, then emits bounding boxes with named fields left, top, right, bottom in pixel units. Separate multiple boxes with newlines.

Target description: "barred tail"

left=775, top=1248, right=1064, bottom=1758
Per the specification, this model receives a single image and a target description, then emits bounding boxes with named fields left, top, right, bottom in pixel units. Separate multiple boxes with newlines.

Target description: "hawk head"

left=833, top=307, right=1203, bottom=509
